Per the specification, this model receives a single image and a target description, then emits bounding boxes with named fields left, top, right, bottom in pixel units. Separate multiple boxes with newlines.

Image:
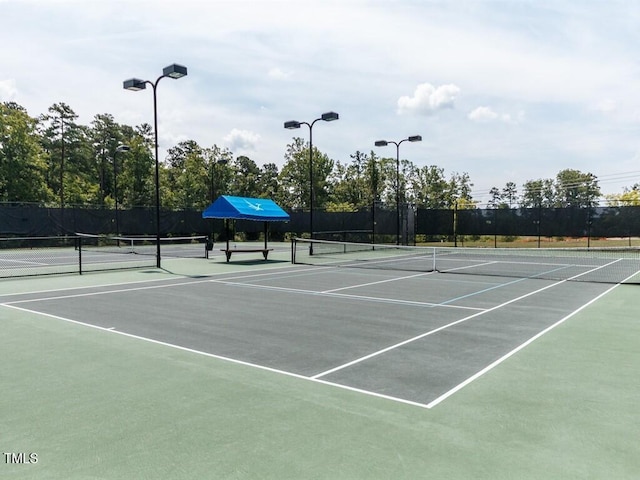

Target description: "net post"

left=291, top=237, right=296, bottom=264
left=78, top=235, right=83, bottom=275
left=432, top=247, right=436, bottom=272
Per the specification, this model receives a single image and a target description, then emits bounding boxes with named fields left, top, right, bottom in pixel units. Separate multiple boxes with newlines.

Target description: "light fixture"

left=162, top=64, right=188, bottom=79
left=284, top=120, right=301, bottom=129
left=123, top=78, right=147, bottom=91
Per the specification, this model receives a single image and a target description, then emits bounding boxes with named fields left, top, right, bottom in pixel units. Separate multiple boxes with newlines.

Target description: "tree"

left=502, top=181, right=517, bottom=208
left=278, top=137, right=333, bottom=210
left=410, top=165, right=449, bottom=208
left=118, top=135, right=155, bottom=208
left=365, top=150, right=383, bottom=207
left=173, top=147, right=208, bottom=209
left=204, top=145, right=233, bottom=204
left=230, top=155, right=261, bottom=198
left=375, top=156, right=400, bottom=206
left=164, top=140, right=203, bottom=208
left=257, top=162, right=281, bottom=201
left=39, top=103, right=80, bottom=207
left=554, top=169, right=600, bottom=208
left=329, top=150, right=370, bottom=210
left=605, top=186, right=640, bottom=206
left=89, top=113, right=123, bottom=205
left=448, top=171, right=474, bottom=207
left=0, top=102, right=51, bottom=203
left=488, top=186, right=502, bottom=209
left=520, top=179, right=555, bottom=208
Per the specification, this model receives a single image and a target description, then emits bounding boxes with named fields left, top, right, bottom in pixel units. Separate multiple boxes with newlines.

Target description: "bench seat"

left=220, top=248, right=273, bottom=262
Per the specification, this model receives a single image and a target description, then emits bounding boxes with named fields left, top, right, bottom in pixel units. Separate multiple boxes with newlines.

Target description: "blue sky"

left=2, top=0, right=640, bottom=204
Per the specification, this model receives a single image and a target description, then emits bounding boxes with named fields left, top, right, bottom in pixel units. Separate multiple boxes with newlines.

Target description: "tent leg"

left=225, top=219, right=230, bottom=252
left=264, top=221, right=268, bottom=250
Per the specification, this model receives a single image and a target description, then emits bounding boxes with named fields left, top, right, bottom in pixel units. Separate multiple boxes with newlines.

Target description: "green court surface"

left=1, top=247, right=639, bottom=479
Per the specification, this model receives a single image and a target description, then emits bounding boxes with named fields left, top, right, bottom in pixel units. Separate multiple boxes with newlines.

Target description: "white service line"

left=208, top=278, right=485, bottom=311
left=312, top=258, right=633, bottom=405
left=311, top=277, right=570, bottom=380
left=427, top=279, right=626, bottom=408
left=321, top=271, right=435, bottom=293
left=425, top=260, right=636, bottom=408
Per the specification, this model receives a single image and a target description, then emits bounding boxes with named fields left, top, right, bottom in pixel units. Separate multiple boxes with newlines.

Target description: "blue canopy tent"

left=201, top=195, right=290, bottom=261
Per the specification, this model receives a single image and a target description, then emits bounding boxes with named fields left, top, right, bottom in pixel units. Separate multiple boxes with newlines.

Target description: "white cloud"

left=1, top=1, right=639, bottom=196
left=468, top=106, right=524, bottom=124
left=397, top=83, right=460, bottom=116
left=267, top=67, right=293, bottom=80
left=592, top=98, right=617, bottom=115
left=0, top=79, right=17, bottom=101
left=468, top=106, right=498, bottom=122
left=223, top=128, right=261, bottom=152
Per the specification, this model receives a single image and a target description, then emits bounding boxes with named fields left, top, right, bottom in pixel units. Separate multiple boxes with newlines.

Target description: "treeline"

left=1, top=101, right=638, bottom=211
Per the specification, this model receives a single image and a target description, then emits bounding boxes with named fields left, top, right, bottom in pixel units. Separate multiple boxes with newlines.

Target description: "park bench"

left=220, top=248, right=274, bottom=262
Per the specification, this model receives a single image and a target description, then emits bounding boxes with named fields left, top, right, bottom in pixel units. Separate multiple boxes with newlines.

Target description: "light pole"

left=284, top=111, right=339, bottom=252
left=374, top=135, right=422, bottom=245
left=113, top=144, right=130, bottom=239
left=209, top=157, right=229, bottom=245
left=123, top=63, right=188, bottom=268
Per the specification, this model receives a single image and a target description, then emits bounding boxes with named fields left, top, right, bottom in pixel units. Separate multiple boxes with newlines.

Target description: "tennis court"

left=1, top=241, right=639, bottom=478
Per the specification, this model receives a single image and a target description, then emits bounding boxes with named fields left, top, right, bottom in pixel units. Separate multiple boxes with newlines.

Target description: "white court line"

left=0, top=259, right=49, bottom=266
left=0, top=302, right=433, bottom=410
left=1, top=262, right=385, bottom=305
left=0, top=262, right=310, bottom=301
left=207, top=279, right=485, bottom=311
left=0, top=275, right=191, bottom=298
left=310, top=279, right=569, bottom=380
left=3, top=260, right=634, bottom=412
left=427, top=266, right=636, bottom=408
left=5, top=256, right=634, bottom=411
left=321, top=271, right=436, bottom=293
left=2, top=278, right=216, bottom=305
left=312, top=258, right=627, bottom=383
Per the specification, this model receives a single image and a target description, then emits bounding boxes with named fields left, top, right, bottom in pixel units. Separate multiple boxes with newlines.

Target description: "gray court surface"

left=2, top=258, right=616, bottom=409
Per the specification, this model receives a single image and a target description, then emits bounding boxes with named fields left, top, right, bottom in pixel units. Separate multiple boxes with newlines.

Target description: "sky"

left=2, top=0, right=640, bottom=205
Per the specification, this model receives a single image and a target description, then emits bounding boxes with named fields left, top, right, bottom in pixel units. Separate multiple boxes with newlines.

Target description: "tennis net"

left=291, top=238, right=640, bottom=284
left=0, top=234, right=208, bottom=278
left=76, top=233, right=207, bottom=272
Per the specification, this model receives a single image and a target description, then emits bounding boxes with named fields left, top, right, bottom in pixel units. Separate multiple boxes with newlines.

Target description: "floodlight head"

left=163, top=64, right=188, bottom=79
left=284, top=120, right=301, bottom=129
left=321, top=111, right=339, bottom=122
left=374, top=140, right=388, bottom=147
left=116, top=144, right=130, bottom=152
left=408, top=135, right=422, bottom=142
left=123, top=78, right=147, bottom=91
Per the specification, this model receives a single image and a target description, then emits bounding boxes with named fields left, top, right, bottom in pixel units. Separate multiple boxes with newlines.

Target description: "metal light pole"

left=374, top=135, right=422, bottom=245
left=209, top=157, right=229, bottom=245
left=113, top=144, right=130, bottom=239
left=284, top=112, right=339, bottom=253
left=123, top=64, right=187, bottom=268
